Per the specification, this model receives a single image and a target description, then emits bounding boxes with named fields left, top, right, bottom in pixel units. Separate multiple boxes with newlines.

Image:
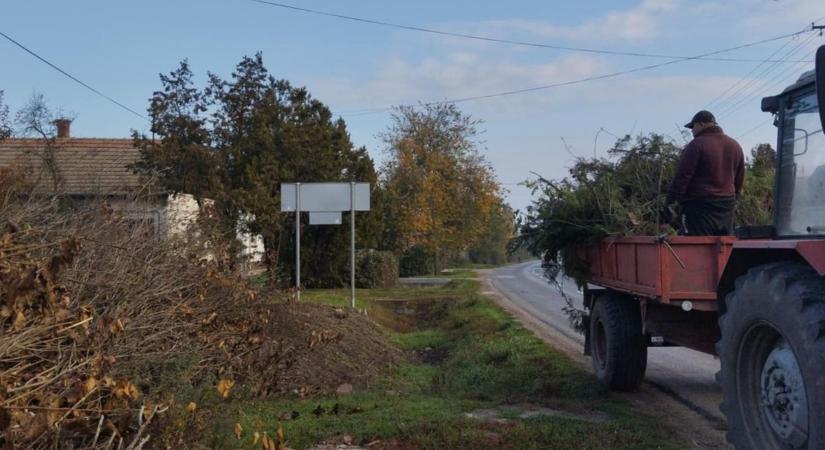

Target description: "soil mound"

left=251, top=302, right=406, bottom=397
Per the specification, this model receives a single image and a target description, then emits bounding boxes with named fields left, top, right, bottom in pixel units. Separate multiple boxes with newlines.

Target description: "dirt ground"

left=477, top=270, right=731, bottom=450
left=251, top=301, right=408, bottom=397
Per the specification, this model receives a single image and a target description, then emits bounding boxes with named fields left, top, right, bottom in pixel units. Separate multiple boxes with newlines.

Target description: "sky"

left=2, top=0, right=824, bottom=213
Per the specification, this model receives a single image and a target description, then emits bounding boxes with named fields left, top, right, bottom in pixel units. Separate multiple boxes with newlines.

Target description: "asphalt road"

left=488, top=260, right=725, bottom=424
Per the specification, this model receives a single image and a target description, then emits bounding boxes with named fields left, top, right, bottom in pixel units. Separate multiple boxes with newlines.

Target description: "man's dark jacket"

left=666, top=126, right=745, bottom=204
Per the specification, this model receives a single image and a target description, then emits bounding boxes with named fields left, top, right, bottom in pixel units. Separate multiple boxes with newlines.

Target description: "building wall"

left=163, top=193, right=264, bottom=264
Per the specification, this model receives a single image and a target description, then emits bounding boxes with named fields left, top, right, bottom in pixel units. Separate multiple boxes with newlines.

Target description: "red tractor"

left=581, top=45, right=825, bottom=449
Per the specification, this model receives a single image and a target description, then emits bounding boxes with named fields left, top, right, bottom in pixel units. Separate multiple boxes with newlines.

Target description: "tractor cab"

left=761, top=45, right=825, bottom=236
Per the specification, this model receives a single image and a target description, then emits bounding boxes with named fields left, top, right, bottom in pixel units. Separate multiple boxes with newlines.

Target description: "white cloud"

left=699, top=0, right=825, bottom=32
left=456, top=0, right=684, bottom=44
left=312, top=53, right=605, bottom=114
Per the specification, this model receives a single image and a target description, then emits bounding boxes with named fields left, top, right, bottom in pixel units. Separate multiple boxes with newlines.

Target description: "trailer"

left=578, top=45, right=825, bottom=450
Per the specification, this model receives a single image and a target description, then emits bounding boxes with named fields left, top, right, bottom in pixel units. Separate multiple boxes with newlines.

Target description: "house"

left=0, top=119, right=264, bottom=262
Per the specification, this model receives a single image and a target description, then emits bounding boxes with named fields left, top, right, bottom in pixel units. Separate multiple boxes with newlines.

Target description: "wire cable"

left=717, top=34, right=820, bottom=119
left=0, top=30, right=147, bottom=120
left=339, top=29, right=815, bottom=117
left=250, top=0, right=814, bottom=64
left=704, top=36, right=797, bottom=111
left=714, top=33, right=818, bottom=117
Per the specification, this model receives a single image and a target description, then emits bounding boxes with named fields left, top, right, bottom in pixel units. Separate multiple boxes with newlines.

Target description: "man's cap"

left=684, top=110, right=716, bottom=129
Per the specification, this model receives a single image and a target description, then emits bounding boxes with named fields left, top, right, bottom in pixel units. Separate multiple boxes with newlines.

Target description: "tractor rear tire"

left=718, top=262, right=825, bottom=450
left=589, top=291, right=647, bottom=391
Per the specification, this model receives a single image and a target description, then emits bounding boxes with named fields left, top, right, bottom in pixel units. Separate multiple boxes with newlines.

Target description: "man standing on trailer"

left=664, top=110, right=745, bottom=236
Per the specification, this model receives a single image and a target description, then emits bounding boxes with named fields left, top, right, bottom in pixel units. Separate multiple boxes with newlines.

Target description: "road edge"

left=478, top=268, right=731, bottom=450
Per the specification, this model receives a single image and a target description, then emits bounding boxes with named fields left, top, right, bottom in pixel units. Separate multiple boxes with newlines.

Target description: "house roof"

left=0, top=137, right=152, bottom=196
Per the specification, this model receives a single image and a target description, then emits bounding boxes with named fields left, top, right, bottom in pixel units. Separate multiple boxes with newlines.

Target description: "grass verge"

left=203, top=273, right=686, bottom=449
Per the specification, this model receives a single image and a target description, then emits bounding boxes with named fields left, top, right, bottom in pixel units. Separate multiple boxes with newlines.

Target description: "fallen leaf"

left=13, top=311, right=26, bottom=330
left=185, top=402, right=197, bottom=413
left=234, top=422, right=243, bottom=439
left=262, top=434, right=276, bottom=450
left=83, top=376, right=97, bottom=395
left=143, top=400, right=155, bottom=421
left=113, top=380, right=141, bottom=400
left=217, top=379, right=235, bottom=399
left=253, top=431, right=261, bottom=445
left=277, top=421, right=285, bottom=445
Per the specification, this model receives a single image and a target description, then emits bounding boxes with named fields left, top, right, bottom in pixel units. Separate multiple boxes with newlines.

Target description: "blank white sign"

left=281, top=183, right=370, bottom=212
left=309, top=212, right=343, bottom=225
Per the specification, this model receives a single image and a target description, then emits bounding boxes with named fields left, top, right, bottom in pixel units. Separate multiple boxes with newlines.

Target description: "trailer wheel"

left=589, top=291, right=647, bottom=391
left=718, top=262, right=825, bottom=450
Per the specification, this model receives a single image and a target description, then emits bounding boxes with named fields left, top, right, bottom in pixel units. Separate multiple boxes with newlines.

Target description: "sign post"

left=350, top=182, right=356, bottom=308
left=281, top=182, right=370, bottom=308
left=295, top=182, right=301, bottom=302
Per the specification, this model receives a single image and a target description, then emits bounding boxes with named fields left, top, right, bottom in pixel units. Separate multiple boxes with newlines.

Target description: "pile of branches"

left=515, top=133, right=775, bottom=285
left=515, top=134, right=680, bottom=279
left=0, top=173, right=280, bottom=449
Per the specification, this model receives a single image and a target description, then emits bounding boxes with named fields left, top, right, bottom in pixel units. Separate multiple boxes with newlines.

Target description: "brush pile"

left=0, top=168, right=406, bottom=449
left=516, top=133, right=775, bottom=283
left=0, top=172, right=277, bottom=449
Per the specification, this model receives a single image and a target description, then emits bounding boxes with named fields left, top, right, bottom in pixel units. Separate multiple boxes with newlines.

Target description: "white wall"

left=164, top=193, right=264, bottom=264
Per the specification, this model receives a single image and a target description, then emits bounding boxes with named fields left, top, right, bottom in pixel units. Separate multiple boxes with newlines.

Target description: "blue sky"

left=2, top=0, right=824, bottom=212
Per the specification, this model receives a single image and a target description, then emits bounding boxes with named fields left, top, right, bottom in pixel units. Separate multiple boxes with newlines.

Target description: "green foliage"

left=515, top=134, right=680, bottom=276
left=467, top=200, right=517, bottom=265
left=134, top=55, right=383, bottom=287
left=399, top=245, right=434, bottom=277
left=515, top=134, right=777, bottom=280
left=736, top=144, right=775, bottom=226
left=352, top=249, right=399, bottom=288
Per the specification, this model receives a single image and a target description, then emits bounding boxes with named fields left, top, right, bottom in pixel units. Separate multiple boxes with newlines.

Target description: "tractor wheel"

left=589, top=291, right=647, bottom=391
left=718, top=262, right=825, bottom=450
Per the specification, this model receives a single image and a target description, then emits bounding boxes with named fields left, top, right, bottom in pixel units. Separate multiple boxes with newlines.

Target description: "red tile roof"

left=0, top=138, right=151, bottom=195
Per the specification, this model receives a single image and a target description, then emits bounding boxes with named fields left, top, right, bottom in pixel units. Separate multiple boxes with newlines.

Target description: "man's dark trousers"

left=679, top=196, right=736, bottom=236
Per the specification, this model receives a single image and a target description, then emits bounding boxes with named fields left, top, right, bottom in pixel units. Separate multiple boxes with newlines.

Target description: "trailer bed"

left=581, top=236, right=736, bottom=311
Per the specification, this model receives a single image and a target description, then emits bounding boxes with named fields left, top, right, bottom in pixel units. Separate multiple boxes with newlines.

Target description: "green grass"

left=201, top=268, right=686, bottom=449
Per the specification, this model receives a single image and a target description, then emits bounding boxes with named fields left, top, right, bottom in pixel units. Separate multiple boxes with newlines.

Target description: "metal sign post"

left=295, top=182, right=301, bottom=302
left=350, top=182, right=356, bottom=309
left=281, top=182, right=370, bottom=307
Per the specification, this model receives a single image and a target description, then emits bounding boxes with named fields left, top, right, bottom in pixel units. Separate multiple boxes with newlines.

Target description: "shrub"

left=0, top=174, right=277, bottom=449
left=354, top=249, right=399, bottom=288
left=399, top=246, right=433, bottom=277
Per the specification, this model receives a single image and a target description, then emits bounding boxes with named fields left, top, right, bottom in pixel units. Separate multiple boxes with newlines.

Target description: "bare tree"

left=13, top=94, right=69, bottom=189
left=0, top=91, right=11, bottom=141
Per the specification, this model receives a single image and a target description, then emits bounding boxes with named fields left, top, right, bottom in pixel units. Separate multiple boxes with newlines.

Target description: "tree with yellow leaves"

left=381, top=104, right=502, bottom=274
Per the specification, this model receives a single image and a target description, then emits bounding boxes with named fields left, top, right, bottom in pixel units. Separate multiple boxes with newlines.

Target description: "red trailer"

left=577, top=46, right=825, bottom=450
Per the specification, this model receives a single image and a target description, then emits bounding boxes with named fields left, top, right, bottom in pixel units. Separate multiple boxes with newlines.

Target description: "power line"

left=735, top=118, right=773, bottom=140
left=249, top=0, right=814, bottom=64
left=717, top=35, right=819, bottom=119
left=715, top=33, right=818, bottom=117
left=0, top=30, right=147, bottom=121
left=340, top=29, right=815, bottom=117
left=705, top=36, right=797, bottom=111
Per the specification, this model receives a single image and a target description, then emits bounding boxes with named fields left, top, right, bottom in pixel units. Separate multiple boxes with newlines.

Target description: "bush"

left=399, top=246, right=434, bottom=277
left=354, top=249, right=399, bottom=288
left=0, top=174, right=277, bottom=449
